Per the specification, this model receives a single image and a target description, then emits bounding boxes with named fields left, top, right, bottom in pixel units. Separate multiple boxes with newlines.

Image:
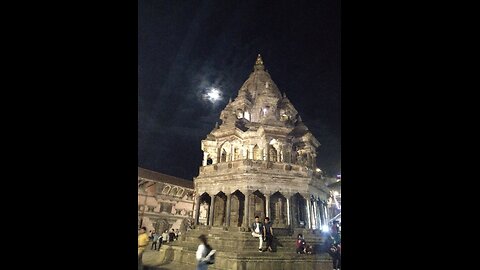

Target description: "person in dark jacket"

left=325, top=233, right=341, bottom=270
left=263, top=217, right=274, bottom=252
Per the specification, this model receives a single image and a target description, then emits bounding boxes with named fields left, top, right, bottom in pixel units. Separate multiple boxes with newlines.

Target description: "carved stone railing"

left=198, top=159, right=313, bottom=177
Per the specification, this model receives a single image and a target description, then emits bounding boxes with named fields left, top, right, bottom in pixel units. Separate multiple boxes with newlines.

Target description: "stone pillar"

left=319, top=200, right=325, bottom=227
left=266, top=144, right=270, bottom=162
left=230, top=144, right=234, bottom=161
left=249, top=146, right=254, bottom=159
left=312, top=199, right=318, bottom=229
left=306, top=198, right=312, bottom=229
left=209, top=195, right=215, bottom=226
left=243, top=191, right=250, bottom=229
left=265, top=193, right=271, bottom=218
left=310, top=198, right=316, bottom=229
left=286, top=196, right=291, bottom=226
left=226, top=193, right=231, bottom=227
left=324, top=204, right=329, bottom=224
left=314, top=200, right=321, bottom=228
left=202, top=152, right=208, bottom=166
left=194, top=195, right=201, bottom=225
left=212, top=153, right=217, bottom=164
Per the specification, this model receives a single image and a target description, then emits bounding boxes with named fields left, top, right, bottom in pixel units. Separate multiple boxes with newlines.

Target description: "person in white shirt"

left=196, top=234, right=213, bottom=270
left=162, top=230, right=168, bottom=243
left=250, top=216, right=264, bottom=252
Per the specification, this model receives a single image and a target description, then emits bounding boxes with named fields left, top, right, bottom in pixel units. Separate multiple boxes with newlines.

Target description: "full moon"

left=203, top=87, right=223, bottom=103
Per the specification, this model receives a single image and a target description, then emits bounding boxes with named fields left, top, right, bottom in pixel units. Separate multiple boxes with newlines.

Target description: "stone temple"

left=153, top=55, right=334, bottom=270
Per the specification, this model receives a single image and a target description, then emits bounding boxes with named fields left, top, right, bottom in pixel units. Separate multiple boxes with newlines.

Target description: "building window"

left=253, top=145, right=262, bottom=160
left=221, top=149, right=227, bottom=162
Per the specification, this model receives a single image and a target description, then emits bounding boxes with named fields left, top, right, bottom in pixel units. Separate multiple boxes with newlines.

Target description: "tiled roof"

left=138, top=167, right=194, bottom=189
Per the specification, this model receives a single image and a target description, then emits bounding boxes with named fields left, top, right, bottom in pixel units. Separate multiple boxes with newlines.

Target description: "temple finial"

left=229, top=97, right=232, bottom=103
left=254, top=54, right=265, bottom=71
left=255, top=54, right=263, bottom=65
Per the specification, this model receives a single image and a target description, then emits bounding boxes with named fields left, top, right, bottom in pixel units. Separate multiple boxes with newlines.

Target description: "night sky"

left=138, top=0, right=341, bottom=180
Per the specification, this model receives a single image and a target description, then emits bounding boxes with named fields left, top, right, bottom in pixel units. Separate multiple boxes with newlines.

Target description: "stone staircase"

left=144, top=226, right=333, bottom=270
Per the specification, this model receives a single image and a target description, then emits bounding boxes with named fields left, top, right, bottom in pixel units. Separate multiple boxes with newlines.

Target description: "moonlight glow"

left=203, top=87, right=223, bottom=103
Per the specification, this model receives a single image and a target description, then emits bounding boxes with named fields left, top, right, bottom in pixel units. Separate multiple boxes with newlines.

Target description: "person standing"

left=157, top=233, right=163, bottom=251
left=138, top=227, right=149, bottom=270
left=250, top=216, right=264, bottom=252
left=326, top=233, right=341, bottom=270
left=331, top=221, right=340, bottom=236
left=263, top=217, right=274, bottom=252
left=162, top=230, right=168, bottom=243
left=151, top=231, right=159, bottom=250
left=169, top=229, right=175, bottom=242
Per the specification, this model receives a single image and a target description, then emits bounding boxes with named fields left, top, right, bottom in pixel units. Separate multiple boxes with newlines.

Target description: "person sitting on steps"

left=251, top=216, right=264, bottom=252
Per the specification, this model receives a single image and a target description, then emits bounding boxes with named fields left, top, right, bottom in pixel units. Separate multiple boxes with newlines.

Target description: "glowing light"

left=316, top=168, right=322, bottom=172
left=322, top=225, right=329, bottom=232
left=203, top=87, right=223, bottom=103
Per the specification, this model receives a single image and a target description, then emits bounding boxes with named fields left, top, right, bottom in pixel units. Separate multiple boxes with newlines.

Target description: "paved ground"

left=141, top=247, right=194, bottom=270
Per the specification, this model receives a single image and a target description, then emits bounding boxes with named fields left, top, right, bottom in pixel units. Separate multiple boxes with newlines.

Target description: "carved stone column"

left=243, top=191, right=250, bottom=229
left=286, top=196, right=291, bottom=226
left=202, top=152, right=208, bottom=166
left=194, top=195, right=201, bottom=225
left=226, top=193, right=231, bottom=227
left=265, top=193, right=271, bottom=218
left=319, top=200, right=325, bottom=227
left=209, top=195, right=215, bottom=226
left=306, top=197, right=312, bottom=229
left=324, top=204, right=329, bottom=224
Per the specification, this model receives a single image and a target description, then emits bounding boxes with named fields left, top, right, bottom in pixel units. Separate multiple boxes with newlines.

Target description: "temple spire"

left=254, top=53, right=265, bottom=71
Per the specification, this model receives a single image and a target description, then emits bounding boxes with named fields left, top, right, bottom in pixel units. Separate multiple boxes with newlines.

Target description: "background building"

left=138, top=167, right=195, bottom=233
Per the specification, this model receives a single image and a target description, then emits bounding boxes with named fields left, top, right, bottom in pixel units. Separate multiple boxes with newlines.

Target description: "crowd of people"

left=139, top=219, right=341, bottom=270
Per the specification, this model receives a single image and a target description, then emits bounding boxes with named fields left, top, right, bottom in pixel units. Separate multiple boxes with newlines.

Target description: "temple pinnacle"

left=255, top=54, right=263, bottom=65
left=254, top=54, right=265, bottom=71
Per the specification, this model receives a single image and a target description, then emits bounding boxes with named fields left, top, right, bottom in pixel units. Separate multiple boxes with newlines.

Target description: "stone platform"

left=143, top=226, right=332, bottom=270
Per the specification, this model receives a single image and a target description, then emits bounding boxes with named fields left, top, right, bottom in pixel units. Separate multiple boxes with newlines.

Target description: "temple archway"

left=213, top=192, right=227, bottom=226
left=292, top=193, right=307, bottom=228
left=253, top=145, right=262, bottom=160
left=270, top=191, right=287, bottom=228
left=269, top=146, right=278, bottom=162
left=198, top=193, right=212, bottom=225
left=248, top=190, right=266, bottom=224
left=221, top=149, right=227, bottom=162
left=230, top=190, right=245, bottom=227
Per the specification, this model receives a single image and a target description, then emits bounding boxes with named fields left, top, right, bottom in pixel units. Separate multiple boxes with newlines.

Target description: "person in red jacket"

left=296, top=234, right=306, bottom=254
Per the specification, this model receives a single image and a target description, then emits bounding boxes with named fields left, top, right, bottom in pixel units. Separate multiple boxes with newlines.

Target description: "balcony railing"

left=198, top=159, right=314, bottom=177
